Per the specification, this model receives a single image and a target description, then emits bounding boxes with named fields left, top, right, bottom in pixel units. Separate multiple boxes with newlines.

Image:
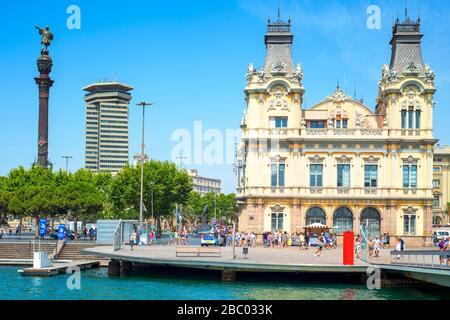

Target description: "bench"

left=176, top=247, right=221, bottom=257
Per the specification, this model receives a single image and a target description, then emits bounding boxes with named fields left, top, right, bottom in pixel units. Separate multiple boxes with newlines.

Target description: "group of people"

left=235, top=231, right=257, bottom=247
left=262, top=231, right=290, bottom=248
left=81, top=226, right=97, bottom=241
left=129, top=228, right=158, bottom=250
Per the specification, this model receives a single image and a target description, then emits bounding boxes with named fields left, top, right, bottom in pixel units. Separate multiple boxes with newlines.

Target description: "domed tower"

left=376, top=15, right=436, bottom=138
left=376, top=14, right=437, bottom=244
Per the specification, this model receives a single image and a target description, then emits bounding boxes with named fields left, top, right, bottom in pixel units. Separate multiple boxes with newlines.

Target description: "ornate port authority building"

left=235, top=15, right=446, bottom=246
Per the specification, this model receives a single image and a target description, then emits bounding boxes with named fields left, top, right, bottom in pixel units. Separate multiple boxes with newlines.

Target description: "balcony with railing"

left=237, top=186, right=431, bottom=198
left=242, top=128, right=433, bottom=140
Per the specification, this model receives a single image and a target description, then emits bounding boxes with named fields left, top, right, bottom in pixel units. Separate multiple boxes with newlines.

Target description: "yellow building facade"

left=433, top=145, right=450, bottom=226
left=236, top=16, right=439, bottom=247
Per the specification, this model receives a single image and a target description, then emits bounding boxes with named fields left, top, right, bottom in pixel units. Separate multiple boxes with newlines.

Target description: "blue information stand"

left=39, top=219, right=47, bottom=236
left=57, top=224, right=65, bottom=240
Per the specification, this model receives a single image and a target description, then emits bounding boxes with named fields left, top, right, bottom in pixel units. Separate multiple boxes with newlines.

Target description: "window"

left=361, top=208, right=381, bottom=239
left=271, top=213, right=284, bottom=231
left=336, top=120, right=341, bottom=128
left=310, top=164, right=323, bottom=187
left=401, top=110, right=407, bottom=129
left=364, top=165, right=378, bottom=188
left=310, top=121, right=325, bottom=128
left=270, top=117, right=288, bottom=128
left=404, top=214, right=416, bottom=235
left=408, top=107, right=414, bottom=129
left=342, top=119, right=348, bottom=128
left=433, top=179, right=440, bottom=188
left=415, top=110, right=421, bottom=129
left=306, top=207, right=326, bottom=226
left=403, top=164, right=417, bottom=188
left=433, top=195, right=440, bottom=207
left=333, top=208, right=353, bottom=233
left=433, top=167, right=440, bottom=172
left=271, top=163, right=285, bottom=187
left=337, top=164, right=350, bottom=188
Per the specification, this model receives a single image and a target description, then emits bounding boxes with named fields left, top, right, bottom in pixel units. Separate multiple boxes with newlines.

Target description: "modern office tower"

left=83, top=81, right=133, bottom=174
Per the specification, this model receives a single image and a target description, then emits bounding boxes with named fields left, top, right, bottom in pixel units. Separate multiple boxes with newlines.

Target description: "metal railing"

left=359, top=225, right=369, bottom=263
left=390, top=250, right=450, bottom=269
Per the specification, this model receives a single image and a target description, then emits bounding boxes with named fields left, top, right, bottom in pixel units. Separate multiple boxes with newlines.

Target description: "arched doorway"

left=306, top=207, right=326, bottom=226
left=360, top=207, right=381, bottom=239
left=333, top=207, right=353, bottom=233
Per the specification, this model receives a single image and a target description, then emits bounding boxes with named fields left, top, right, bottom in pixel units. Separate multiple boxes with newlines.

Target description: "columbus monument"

left=34, top=26, right=54, bottom=168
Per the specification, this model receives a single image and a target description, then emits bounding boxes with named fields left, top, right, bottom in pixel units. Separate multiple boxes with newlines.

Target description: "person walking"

left=314, top=234, right=324, bottom=257
left=373, top=236, right=382, bottom=257
left=130, top=230, right=137, bottom=251
left=304, top=232, right=310, bottom=250
left=355, top=235, right=361, bottom=258
left=299, top=233, right=305, bottom=250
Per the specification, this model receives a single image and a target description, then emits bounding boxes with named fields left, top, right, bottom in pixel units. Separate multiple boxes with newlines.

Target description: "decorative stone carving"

left=336, top=155, right=351, bottom=164
left=381, top=64, right=398, bottom=82
left=257, top=69, right=265, bottom=82
left=424, top=64, right=435, bottom=83
left=309, top=155, right=324, bottom=164
left=327, top=117, right=334, bottom=128
left=246, top=63, right=255, bottom=81
left=240, top=111, right=247, bottom=127
left=301, top=119, right=307, bottom=129
left=403, top=61, right=420, bottom=75
left=271, top=60, right=286, bottom=74
left=327, top=86, right=350, bottom=103
left=268, top=88, right=289, bottom=111
left=293, top=64, right=304, bottom=82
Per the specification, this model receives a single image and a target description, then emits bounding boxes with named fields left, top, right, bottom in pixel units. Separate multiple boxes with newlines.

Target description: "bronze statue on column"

left=34, top=26, right=54, bottom=168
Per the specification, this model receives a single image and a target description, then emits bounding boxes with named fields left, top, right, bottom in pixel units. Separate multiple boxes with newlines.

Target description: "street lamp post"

left=136, top=102, right=153, bottom=223
left=149, top=182, right=154, bottom=229
left=232, top=200, right=245, bottom=261
left=61, top=155, right=73, bottom=172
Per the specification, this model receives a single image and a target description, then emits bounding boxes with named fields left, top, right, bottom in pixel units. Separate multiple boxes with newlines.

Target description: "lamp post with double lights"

left=136, top=102, right=154, bottom=223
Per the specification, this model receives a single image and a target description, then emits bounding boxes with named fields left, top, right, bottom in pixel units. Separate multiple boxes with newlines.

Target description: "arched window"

left=333, top=207, right=353, bottom=233
left=360, top=208, right=381, bottom=239
left=433, top=215, right=443, bottom=226
left=306, top=207, right=326, bottom=226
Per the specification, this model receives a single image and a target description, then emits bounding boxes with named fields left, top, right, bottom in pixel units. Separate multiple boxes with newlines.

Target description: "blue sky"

left=1, top=0, right=449, bottom=193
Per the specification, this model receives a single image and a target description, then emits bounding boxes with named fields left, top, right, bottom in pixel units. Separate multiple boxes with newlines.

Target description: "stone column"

left=108, top=259, right=121, bottom=276
left=221, top=270, right=236, bottom=282
left=121, top=260, right=133, bottom=274
left=34, top=51, right=54, bottom=168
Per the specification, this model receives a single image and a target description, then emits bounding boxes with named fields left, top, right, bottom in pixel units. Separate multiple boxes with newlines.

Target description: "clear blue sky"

left=1, top=0, right=449, bottom=193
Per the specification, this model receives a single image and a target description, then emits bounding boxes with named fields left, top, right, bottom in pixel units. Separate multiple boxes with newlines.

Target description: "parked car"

left=200, top=233, right=215, bottom=246
left=50, top=229, right=76, bottom=240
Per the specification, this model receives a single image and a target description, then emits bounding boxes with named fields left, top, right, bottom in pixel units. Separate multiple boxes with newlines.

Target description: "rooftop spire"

left=405, top=0, right=408, bottom=19
left=263, top=12, right=294, bottom=77
left=278, top=0, right=281, bottom=20
left=389, top=5, right=424, bottom=76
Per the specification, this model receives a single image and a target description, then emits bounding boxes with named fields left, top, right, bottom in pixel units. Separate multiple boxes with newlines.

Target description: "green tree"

left=6, top=165, right=57, bottom=238
left=185, top=192, right=237, bottom=225
left=109, top=160, right=192, bottom=234
left=59, top=169, right=103, bottom=239
left=0, top=177, right=10, bottom=223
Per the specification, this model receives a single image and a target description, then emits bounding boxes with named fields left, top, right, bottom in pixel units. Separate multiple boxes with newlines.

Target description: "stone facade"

left=236, top=16, right=440, bottom=247
left=432, top=145, right=450, bottom=226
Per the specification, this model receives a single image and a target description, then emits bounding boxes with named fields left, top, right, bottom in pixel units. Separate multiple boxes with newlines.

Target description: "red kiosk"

left=343, top=231, right=354, bottom=265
